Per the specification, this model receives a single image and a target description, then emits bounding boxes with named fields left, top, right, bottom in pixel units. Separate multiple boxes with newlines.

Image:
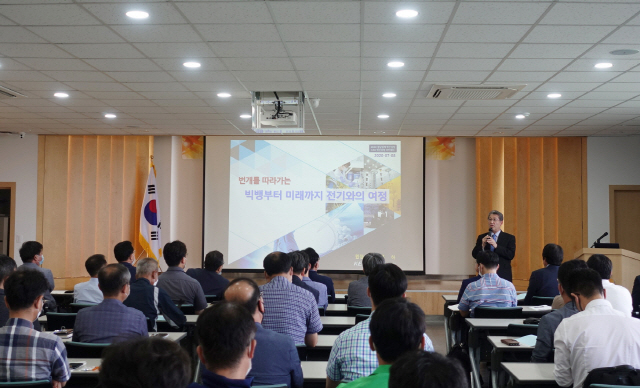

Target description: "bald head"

left=224, top=278, right=261, bottom=317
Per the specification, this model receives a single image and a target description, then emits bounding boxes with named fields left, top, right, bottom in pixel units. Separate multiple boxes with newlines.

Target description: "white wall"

left=0, top=135, right=39, bottom=262
left=587, top=137, right=640, bottom=245
left=424, top=138, right=477, bottom=275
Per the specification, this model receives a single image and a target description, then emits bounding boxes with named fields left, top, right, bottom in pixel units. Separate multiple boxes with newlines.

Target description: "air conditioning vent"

left=0, top=85, right=27, bottom=99
left=426, top=84, right=526, bottom=100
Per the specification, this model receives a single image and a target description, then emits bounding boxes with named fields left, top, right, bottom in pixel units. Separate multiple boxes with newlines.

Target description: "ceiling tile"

left=224, top=58, right=294, bottom=71
left=452, top=2, right=549, bottom=24
left=361, top=57, right=430, bottom=71
left=271, top=2, right=360, bottom=24
left=540, top=3, right=640, bottom=25
left=287, top=42, right=359, bottom=57
left=536, top=82, right=601, bottom=92
left=362, top=42, right=436, bottom=58
left=133, top=43, right=215, bottom=59
left=564, top=58, right=638, bottom=72
left=437, top=43, right=515, bottom=58
left=509, top=44, right=593, bottom=59
left=56, top=43, right=144, bottom=59
left=424, top=70, right=491, bottom=82
left=0, top=26, right=47, bottom=43
left=105, top=71, right=174, bottom=83
left=444, top=25, right=530, bottom=43
left=29, top=26, right=125, bottom=43
left=16, top=58, right=95, bottom=71
left=430, top=58, right=502, bottom=71
left=524, top=26, right=617, bottom=44
left=85, top=58, right=161, bottom=72
left=0, top=58, right=32, bottom=70
left=40, top=70, right=113, bottom=82
left=169, top=71, right=236, bottom=83
left=0, top=71, right=54, bottom=82
left=549, top=71, right=622, bottom=83
left=0, top=43, right=72, bottom=58
left=235, top=70, right=299, bottom=82
left=211, top=42, right=288, bottom=58
left=487, top=71, right=556, bottom=82
left=0, top=4, right=98, bottom=25
left=278, top=24, right=360, bottom=42
left=195, top=24, right=281, bottom=42
left=361, top=71, right=424, bottom=82
left=364, top=2, right=455, bottom=24
left=176, top=2, right=270, bottom=24
left=292, top=57, right=359, bottom=71
left=112, top=25, right=201, bottom=43
left=364, top=24, right=445, bottom=43
left=498, top=58, right=573, bottom=72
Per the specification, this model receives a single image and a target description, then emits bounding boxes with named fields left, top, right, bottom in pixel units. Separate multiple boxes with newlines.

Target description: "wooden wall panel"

left=476, top=137, right=587, bottom=282
left=38, top=135, right=152, bottom=281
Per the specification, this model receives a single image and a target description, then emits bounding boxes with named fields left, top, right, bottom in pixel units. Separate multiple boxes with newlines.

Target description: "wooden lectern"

left=574, top=248, right=640, bottom=291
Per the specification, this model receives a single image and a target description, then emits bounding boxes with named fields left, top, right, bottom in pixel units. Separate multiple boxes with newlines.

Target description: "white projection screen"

left=204, top=136, right=424, bottom=272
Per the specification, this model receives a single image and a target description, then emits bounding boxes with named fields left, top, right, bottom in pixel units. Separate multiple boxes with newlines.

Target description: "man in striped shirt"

left=459, top=251, right=517, bottom=318
left=0, top=270, right=70, bottom=386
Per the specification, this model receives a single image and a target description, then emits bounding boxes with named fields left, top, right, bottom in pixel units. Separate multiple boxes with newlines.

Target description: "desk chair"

left=46, top=312, right=77, bottom=331
left=318, top=306, right=325, bottom=316
left=531, top=296, right=555, bottom=306
left=584, top=365, right=640, bottom=388
left=177, top=304, right=195, bottom=315
left=474, top=306, right=522, bottom=318
left=69, top=303, right=96, bottom=313
left=347, top=306, right=371, bottom=317
left=65, top=342, right=110, bottom=358
left=296, top=344, right=307, bottom=361
left=355, top=314, right=370, bottom=324
left=0, top=381, right=52, bottom=387
left=506, top=323, right=538, bottom=337
left=205, top=295, right=218, bottom=303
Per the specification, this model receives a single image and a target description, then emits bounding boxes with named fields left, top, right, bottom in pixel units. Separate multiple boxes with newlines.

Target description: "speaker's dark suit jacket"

left=472, top=231, right=516, bottom=282
left=632, top=275, right=640, bottom=313
left=523, top=265, right=560, bottom=305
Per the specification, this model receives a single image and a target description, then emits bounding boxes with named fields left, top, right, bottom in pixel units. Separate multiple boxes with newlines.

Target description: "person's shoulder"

left=336, top=319, right=369, bottom=344
left=185, top=268, right=198, bottom=276
left=259, top=325, right=296, bottom=346
left=125, top=305, right=147, bottom=319
left=501, top=231, right=515, bottom=239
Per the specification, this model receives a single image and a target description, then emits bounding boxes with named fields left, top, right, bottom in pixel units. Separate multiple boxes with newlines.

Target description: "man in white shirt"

left=587, top=254, right=633, bottom=316
left=554, top=268, right=640, bottom=388
left=74, top=254, right=107, bottom=304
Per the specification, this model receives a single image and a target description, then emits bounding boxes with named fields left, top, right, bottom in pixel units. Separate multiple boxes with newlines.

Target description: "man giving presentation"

left=471, top=210, right=516, bottom=282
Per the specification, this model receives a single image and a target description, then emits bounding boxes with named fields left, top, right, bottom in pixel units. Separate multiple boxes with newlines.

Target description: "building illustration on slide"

left=227, top=140, right=401, bottom=269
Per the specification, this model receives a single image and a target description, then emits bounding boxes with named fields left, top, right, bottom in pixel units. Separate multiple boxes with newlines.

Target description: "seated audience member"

left=289, top=251, right=320, bottom=304
left=186, top=250, right=229, bottom=297
left=18, top=241, right=56, bottom=310
left=326, top=263, right=434, bottom=387
left=0, top=255, right=17, bottom=327
left=305, top=247, right=335, bottom=303
left=459, top=251, right=517, bottom=318
left=587, top=254, right=633, bottom=316
left=0, top=270, right=70, bottom=385
left=224, top=278, right=303, bottom=388
left=531, top=259, right=587, bottom=362
left=633, top=274, right=640, bottom=314
left=388, top=351, right=468, bottom=388
left=301, top=255, right=328, bottom=310
left=523, top=243, right=563, bottom=305
left=157, top=240, right=207, bottom=314
left=124, top=258, right=186, bottom=331
left=554, top=268, right=640, bottom=388
left=337, top=298, right=427, bottom=388
left=73, top=264, right=148, bottom=343
left=188, top=302, right=257, bottom=388
left=259, top=251, right=322, bottom=346
left=73, top=254, right=107, bottom=304
left=456, top=262, right=481, bottom=304
left=348, top=252, right=385, bottom=307
left=100, top=337, right=191, bottom=388
left=114, top=240, right=137, bottom=282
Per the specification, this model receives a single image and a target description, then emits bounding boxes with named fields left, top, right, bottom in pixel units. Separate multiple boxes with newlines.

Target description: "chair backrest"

left=347, top=306, right=371, bottom=317
left=177, top=304, right=195, bottom=315
left=46, top=313, right=77, bottom=331
left=0, top=381, right=52, bottom=387
left=295, top=344, right=307, bottom=361
left=473, top=306, right=523, bottom=318
left=531, top=296, right=555, bottom=306
left=69, top=303, right=96, bottom=313
left=355, top=314, right=370, bottom=324
left=584, top=365, right=640, bottom=388
left=204, top=295, right=218, bottom=303
left=506, top=324, right=538, bottom=337
left=317, top=307, right=325, bottom=316
left=65, top=342, right=110, bottom=358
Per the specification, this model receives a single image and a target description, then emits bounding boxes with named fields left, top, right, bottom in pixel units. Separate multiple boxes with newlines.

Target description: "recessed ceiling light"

left=217, top=93, right=231, bottom=98
left=515, top=114, right=526, bottom=119
left=377, top=114, right=389, bottom=119
left=594, top=62, right=613, bottom=69
left=374, top=131, right=387, bottom=134
left=387, top=61, right=404, bottom=68
left=610, top=49, right=639, bottom=56
left=126, top=11, right=149, bottom=19
left=104, top=114, right=117, bottom=119
left=54, top=92, right=69, bottom=98
left=396, top=10, right=419, bottom=18
left=493, top=131, right=504, bottom=135
left=240, top=114, right=251, bottom=119
left=547, top=93, right=562, bottom=98
left=382, top=93, right=396, bottom=98
left=183, top=62, right=201, bottom=68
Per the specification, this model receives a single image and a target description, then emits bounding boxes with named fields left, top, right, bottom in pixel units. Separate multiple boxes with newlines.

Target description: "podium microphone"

left=590, top=232, right=608, bottom=248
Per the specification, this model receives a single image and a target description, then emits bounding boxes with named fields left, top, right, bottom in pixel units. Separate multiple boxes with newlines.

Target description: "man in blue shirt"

left=114, top=241, right=136, bottom=283
left=523, top=244, right=563, bottom=305
left=224, top=278, right=303, bottom=388
left=289, top=251, right=320, bottom=304
left=189, top=302, right=257, bottom=388
left=73, top=264, right=148, bottom=343
left=259, top=251, right=322, bottom=347
left=74, top=254, right=107, bottom=304
left=17, top=241, right=56, bottom=311
left=459, top=251, right=517, bottom=318
left=305, top=247, right=335, bottom=303
left=157, top=240, right=208, bottom=314
left=124, top=258, right=186, bottom=332
left=186, top=250, right=229, bottom=297
left=531, top=259, right=586, bottom=362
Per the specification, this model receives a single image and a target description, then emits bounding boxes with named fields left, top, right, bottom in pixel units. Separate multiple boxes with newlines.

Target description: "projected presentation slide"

left=204, top=137, right=424, bottom=272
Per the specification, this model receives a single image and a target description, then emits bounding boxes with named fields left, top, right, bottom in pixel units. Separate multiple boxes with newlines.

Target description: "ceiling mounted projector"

left=251, top=91, right=305, bottom=134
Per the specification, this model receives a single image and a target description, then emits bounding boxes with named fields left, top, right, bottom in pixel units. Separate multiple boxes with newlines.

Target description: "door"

left=610, top=185, right=640, bottom=254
